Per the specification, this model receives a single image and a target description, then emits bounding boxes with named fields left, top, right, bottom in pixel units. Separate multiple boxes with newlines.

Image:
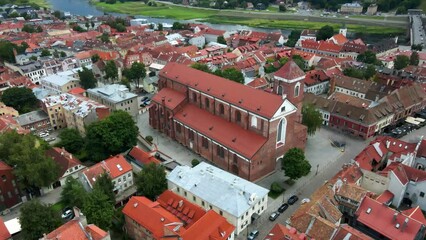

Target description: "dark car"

left=247, top=230, right=259, bottom=240
left=278, top=203, right=289, bottom=213
left=269, top=212, right=280, bottom=221
left=288, top=195, right=299, bottom=205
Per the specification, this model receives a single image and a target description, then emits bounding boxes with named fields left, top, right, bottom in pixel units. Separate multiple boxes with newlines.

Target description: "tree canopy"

left=191, top=63, right=211, bottom=73
left=78, top=66, right=97, bottom=89
left=281, top=148, right=311, bottom=180
left=93, top=173, right=115, bottom=204
left=135, top=163, right=167, bottom=201
left=1, top=87, right=38, bottom=113
left=356, top=50, right=380, bottom=65
left=343, top=65, right=376, bottom=80
left=394, top=55, right=410, bottom=70
left=302, top=103, right=323, bottom=136
left=123, top=62, right=146, bottom=88
left=410, top=51, right=419, bottom=66
left=104, top=60, right=118, bottom=82
left=83, top=189, right=115, bottom=230
left=19, top=200, right=62, bottom=240
left=0, top=131, right=59, bottom=190
left=285, top=30, right=301, bottom=47
left=91, top=54, right=100, bottom=63
left=292, top=55, right=305, bottom=71
left=218, top=67, right=244, bottom=84
left=85, top=110, right=138, bottom=162
left=316, top=25, right=334, bottom=41
left=60, top=177, right=88, bottom=208
left=217, top=35, right=226, bottom=45
left=56, top=128, right=85, bottom=154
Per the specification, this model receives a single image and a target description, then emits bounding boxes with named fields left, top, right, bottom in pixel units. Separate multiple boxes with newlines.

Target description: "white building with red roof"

left=80, top=155, right=133, bottom=195
left=43, top=147, right=86, bottom=194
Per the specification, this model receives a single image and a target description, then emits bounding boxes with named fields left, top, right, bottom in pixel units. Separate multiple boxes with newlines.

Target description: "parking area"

left=33, top=128, right=62, bottom=145
left=383, top=114, right=426, bottom=139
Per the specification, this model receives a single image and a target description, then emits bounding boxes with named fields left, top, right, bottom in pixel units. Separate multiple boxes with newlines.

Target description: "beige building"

left=41, top=74, right=80, bottom=94
left=366, top=4, right=378, bottom=15
left=340, top=2, right=363, bottom=14
left=87, top=84, right=138, bottom=117
left=0, top=103, right=18, bottom=117
left=42, top=94, right=109, bottom=133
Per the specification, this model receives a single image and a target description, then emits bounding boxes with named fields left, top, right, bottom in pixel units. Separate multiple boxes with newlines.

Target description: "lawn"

left=94, top=1, right=218, bottom=19
left=50, top=201, right=64, bottom=214
left=351, top=15, right=385, bottom=20
left=421, top=0, right=426, bottom=12
left=28, top=0, right=50, bottom=8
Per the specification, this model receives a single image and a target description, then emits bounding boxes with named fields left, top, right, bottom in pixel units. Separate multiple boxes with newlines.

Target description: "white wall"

left=406, top=181, right=426, bottom=211
left=387, top=171, right=407, bottom=208
left=112, top=171, right=133, bottom=193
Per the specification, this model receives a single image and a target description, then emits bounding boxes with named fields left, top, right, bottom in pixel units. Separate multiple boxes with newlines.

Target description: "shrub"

left=270, top=181, right=284, bottom=193
left=145, top=135, right=153, bottom=143
left=191, top=159, right=200, bottom=167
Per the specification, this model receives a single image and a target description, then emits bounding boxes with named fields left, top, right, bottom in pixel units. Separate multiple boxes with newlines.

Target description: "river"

left=46, top=0, right=291, bottom=34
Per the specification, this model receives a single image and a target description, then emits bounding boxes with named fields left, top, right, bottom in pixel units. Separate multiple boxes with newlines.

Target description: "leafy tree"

left=281, top=148, right=311, bottom=180
left=22, top=24, right=36, bottom=33
left=157, top=23, right=163, bottom=31
left=8, top=12, right=19, bottom=18
left=412, top=44, right=423, bottom=51
left=104, top=60, right=118, bottom=82
left=85, top=21, right=90, bottom=30
left=270, top=182, right=284, bottom=194
left=29, top=55, right=37, bottom=61
left=292, top=55, right=305, bottom=71
left=123, top=62, right=146, bottom=88
left=120, top=78, right=131, bottom=90
left=279, top=4, right=286, bottom=11
left=285, top=30, right=301, bottom=47
left=316, top=25, right=334, bottom=41
left=217, top=35, right=227, bottom=45
left=302, top=103, right=322, bottom=136
left=83, top=189, right=115, bottom=230
left=86, top=110, right=138, bottom=162
left=364, top=64, right=376, bottom=80
left=135, top=163, right=167, bottom=201
left=172, top=21, right=185, bottom=30
left=220, top=67, right=244, bottom=84
left=115, top=23, right=126, bottom=32
left=343, top=68, right=364, bottom=79
left=394, top=55, right=410, bottom=70
left=56, top=128, right=85, bottom=154
left=91, top=21, right=95, bottom=29
left=60, top=51, right=66, bottom=58
left=191, top=63, right=211, bottom=73
left=36, top=26, right=43, bottom=33
left=410, top=51, right=419, bottom=66
left=78, top=66, right=97, bottom=89
left=279, top=57, right=289, bottom=66
left=91, top=54, right=100, bottom=63
left=93, top=174, right=115, bottom=204
left=356, top=50, right=379, bottom=65
left=191, top=159, right=200, bottom=167
left=0, top=41, right=27, bottom=63
left=1, top=87, right=38, bottom=113
left=60, top=177, right=88, bottom=208
left=20, top=200, right=61, bottom=240
left=40, top=49, right=51, bottom=57
left=53, top=10, right=61, bottom=19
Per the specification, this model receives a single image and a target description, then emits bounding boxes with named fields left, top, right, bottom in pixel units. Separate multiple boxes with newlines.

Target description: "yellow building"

left=0, top=102, right=18, bottom=117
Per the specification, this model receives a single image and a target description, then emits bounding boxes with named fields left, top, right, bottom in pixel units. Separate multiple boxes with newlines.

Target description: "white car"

left=39, top=132, right=49, bottom=138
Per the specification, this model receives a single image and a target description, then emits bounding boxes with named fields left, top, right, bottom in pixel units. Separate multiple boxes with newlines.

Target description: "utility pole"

left=315, top=164, right=319, bottom=175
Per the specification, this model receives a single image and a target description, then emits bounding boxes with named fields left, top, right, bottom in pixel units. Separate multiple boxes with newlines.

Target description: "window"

left=176, top=124, right=181, bottom=133
left=128, top=173, right=131, bottom=177
left=251, top=115, right=257, bottom=127
left=220, top=210, right=223, bottom=216
left=217, top=145, right=225, bottom=158
left=1, top=175, right=6, bottom=182
left=184, top=191, right=187, bottom=197
left=219, top=104, right=224, bottom=115
left=294, top=83, right=300, bottom=97
left=177, top=187, right=180, bottom=193
left=202, top=137, right=209, bottom=149
left=205, top=98, right=210, bottom=109
left=277, top=118, right=287, bottom=144
left=235, top=110, right=241, bottom=123
left=193, top=196, right=196, bottom=201
left=202, top=201, right=205, bottom=206
left=192, top=92, right=197, bottom=102
left=74, top=166, right=78, bottom=170
left=189, top=130, right=195, bottom=141
left=277, top=85, right=283, bottom=95
left=421, top=192, right=425, bottom=198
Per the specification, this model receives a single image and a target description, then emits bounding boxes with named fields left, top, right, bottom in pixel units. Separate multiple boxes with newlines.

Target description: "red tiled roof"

left=266, top=224, right=303, bottom=240
left=318, top=41, right=342, bottom=53
left=417, top=139, right=426, bottom=158
left=160, top=63, right=285, bottom=119
left=375, top=190, right=394, bottom=204
left=180, top=210, right=235, bottom=240
left=0, top=115, right=30, bottom=135
left=355, top=196, right=424, bottom=240
left=0, top=161, right=12, bottom=172
left=68, top=87, right=86, bottom=96
left=46, top=147, right=83, bottom=178
left=333, top=224, right=373, bottom=240
left=246, top=77, right=268, bottom=89
left=330, top=33, right=348, bottom=45
left=402, top=206, right=426, bottom=226
left=174, top=104, right=267, bottom=159
left=274, top=60, right=305, bottom=81
left=85, top=224, right=109, bottom=240
left=103, top=155, right=132, bottom=179
left=128, top=146, right=161, bottom=165
left=75, top=51, right=93, bottom=60
left=0, top=217, right=10, bottom=240
left=151, top=88, right=186, bottom=111
left=45, top=219, right=106, bottom=240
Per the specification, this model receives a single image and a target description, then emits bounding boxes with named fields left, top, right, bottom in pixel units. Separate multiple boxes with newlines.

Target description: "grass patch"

left=421, top=0, right=426, bottom=12
left=28, top=0, right=50, bottom=8
left=351, top=15, right=385, bottom=20
left=50, top=201, right=64, bottom=213
left=284, top=179, right=295, bottom=186
left=266, top=5, right=278, bottom=12
left=94, top=1, right=218, bottom=19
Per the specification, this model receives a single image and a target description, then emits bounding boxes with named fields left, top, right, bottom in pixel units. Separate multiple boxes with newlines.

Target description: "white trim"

left=188, top=87, right=201, bottom=93
left=270, top=99, right=298, bottom=122
left=274, top=75, right=304, bottom=84
left=228, top=150, right=250, bottom=162
left=212, top=140, right=228, bottom=150
left=215, top=98, right=230, bottom=106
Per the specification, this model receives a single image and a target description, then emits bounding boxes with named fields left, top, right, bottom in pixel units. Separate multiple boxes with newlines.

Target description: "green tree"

left=56, top=128, right=85, bottom=154
left=36, top=26, right=43, bottom=33
left=191, top=159, right=200, bottom=167
left=220, top=67, right=244, bottom=84
left=20, top=200, right=61, bottom=240
left=343, top=68, right=364, bottom=79
left=410, top=51, right=419, bottom=66
left=104, top=60, right=118, bottom=82
left=394, top=55, right=410, bottom=70
left=157, top=23, right=163, bottom=31
left=412, top=44, right=423, bottom=51
left=217, top=35, right=227, bottom=45
left=22, top=24, right=36, bottom=33
left=285, top=30, right=301, bottom=47
left=40, top=49, right=51, bottom=57
left=135, top=163, right=167, bottom=201
left=93, top=174, right=115, bottom=204
left=279, top=57, right=289, bottom=66
left=125, top=62, right=146, bottom=88
left=172, top=21, right=185, bottom=30
left=302, top=103, right=323, bottom=136
left=60, top=177, right=88, bottom=208
left=281, top=148, right=311, bottom=180
left=100, top=33, right=110, bottom=43
left=85, top=21, right=90, bottom=30
left=279, top=4, right=286, bottom=11
left=115, top=23, right=126, bottom=32
left=91, top=54, right=100, bottom=63
left=53, top=10, right=61, bottom=19
left=0, top=41, right=27, bottom=63
left=60, top=51, right=66, bottom=57
left=364, top=64, right=376, bottom=80
left=86, top=110, right=138, bottom=162
left=356, top=50, right=379, bottom=65
left=8, top=12, right=19, bottom=18
left=78, top=66, right=97, bottom=89
left=91, top=21, right=95, bottom=29
left=191, top=63, right=211, bottom=73
left=83, top=189, right=115, bottom=230
left=292, top=55, right=305, bottom=71
left=316, top=25, right=334, bottom=41
left=1, top=87, right=38, bottom=113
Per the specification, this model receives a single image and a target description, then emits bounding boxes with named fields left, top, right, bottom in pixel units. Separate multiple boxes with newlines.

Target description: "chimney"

left=393, top=212, right=398, bottom=222
left=402, top=218, right=409, bottom=232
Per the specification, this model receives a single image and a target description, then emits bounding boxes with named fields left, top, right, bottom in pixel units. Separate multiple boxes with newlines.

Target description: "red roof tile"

left=318, top=41, right=342, bottom=53
left=45, top=219, right=107, bottom=240
left=330, top=33, right=348, bottom=45
left=266, top=224, right=303, bottom=240
left=128, top=146, right=161, bottom=165
left=0, top=218, right=10, bottom=240
left=247, top=77, right=268, bottom=89
left=46, top=148, right=83, bottom=177
left=160, top=63, right=285, bottom=119
left=402, top=206, right=426, bottom=226
left=274, top=60, right=305, bottom=81
left=180, top=210, right=235, bottom=240
left=82, top=155, right=132, bottom=186
left=333, top=224, right=373, bottom=240
left=174, top=104, right=267, bottom=159
left=68, top=87, right=86, bottom=96
left=375, top=190, right=394, bottom=204
left=151, top=87, right=186, bottom=111
left=356, top=196, right=424, bottom=240
left=85, top=224, right=109, bottom=240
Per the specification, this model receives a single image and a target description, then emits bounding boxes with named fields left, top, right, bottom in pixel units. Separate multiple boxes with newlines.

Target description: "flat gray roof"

left=87, top=84, right=137, bottom=103
left=14, top=110, right=48, bottom=126
left=167, top=162, right=269, bottom=217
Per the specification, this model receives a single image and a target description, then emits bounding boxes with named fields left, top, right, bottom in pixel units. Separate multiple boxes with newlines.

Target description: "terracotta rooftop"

left=333, top=224, right=373, bottom=240
left=82, top=155, right=132, bottom=187
left=274, top=60, right=305, bottom=81
left=151, top=87, right=186, bottom=111
left=128, top=146, right=161, bottom=166
left=375, top=190, right=394, bottom=204
left=45, top=147, right=83, bottom=177
left=45, top=219, right=107, bottom=240
left=265, top=224, right=304, bottom=240
left=0, top=217, right=10, bottom=240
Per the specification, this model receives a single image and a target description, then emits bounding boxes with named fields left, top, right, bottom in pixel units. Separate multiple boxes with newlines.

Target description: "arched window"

left=205, top=98, right=210, bottom=109
left=251, top=115, right=257, bottom=127
left=219, top=104, right=224, bottom=115
left=277, top=85, right=283, bottom=95
left=294, top=82, right=300, bottom=97
left=235, top=110, right=241, bottom=123
left=192, top=92, right=197, bottom=102
left=277, top=117, right=287, bottom=144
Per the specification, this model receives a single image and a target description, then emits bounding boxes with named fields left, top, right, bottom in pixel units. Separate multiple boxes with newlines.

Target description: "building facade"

left=0, top=162, right=21, bottom=210
left=149, top=62, right=306, bottom=181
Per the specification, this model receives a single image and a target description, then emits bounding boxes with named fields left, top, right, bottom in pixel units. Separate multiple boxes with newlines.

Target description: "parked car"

left=39, top=132, right=49, bottom=138
left=278, top=203, right=289, bottom=213
left=269, top=212, right=280, bottom=221
left=247, top=230, right=259, bottom=240
left=143, top=100, right=151, bottom=105
left=45, top=137, right=56, bottom=142
left=141, top=96, right=149, bottom=102
left=288, top=195, right=299, bottom=205
left=61, top=207, right=74, bottom=220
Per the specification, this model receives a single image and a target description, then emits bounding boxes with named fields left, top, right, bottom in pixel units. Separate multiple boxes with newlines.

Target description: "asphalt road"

left=410, top=15, right=426, bottom=46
